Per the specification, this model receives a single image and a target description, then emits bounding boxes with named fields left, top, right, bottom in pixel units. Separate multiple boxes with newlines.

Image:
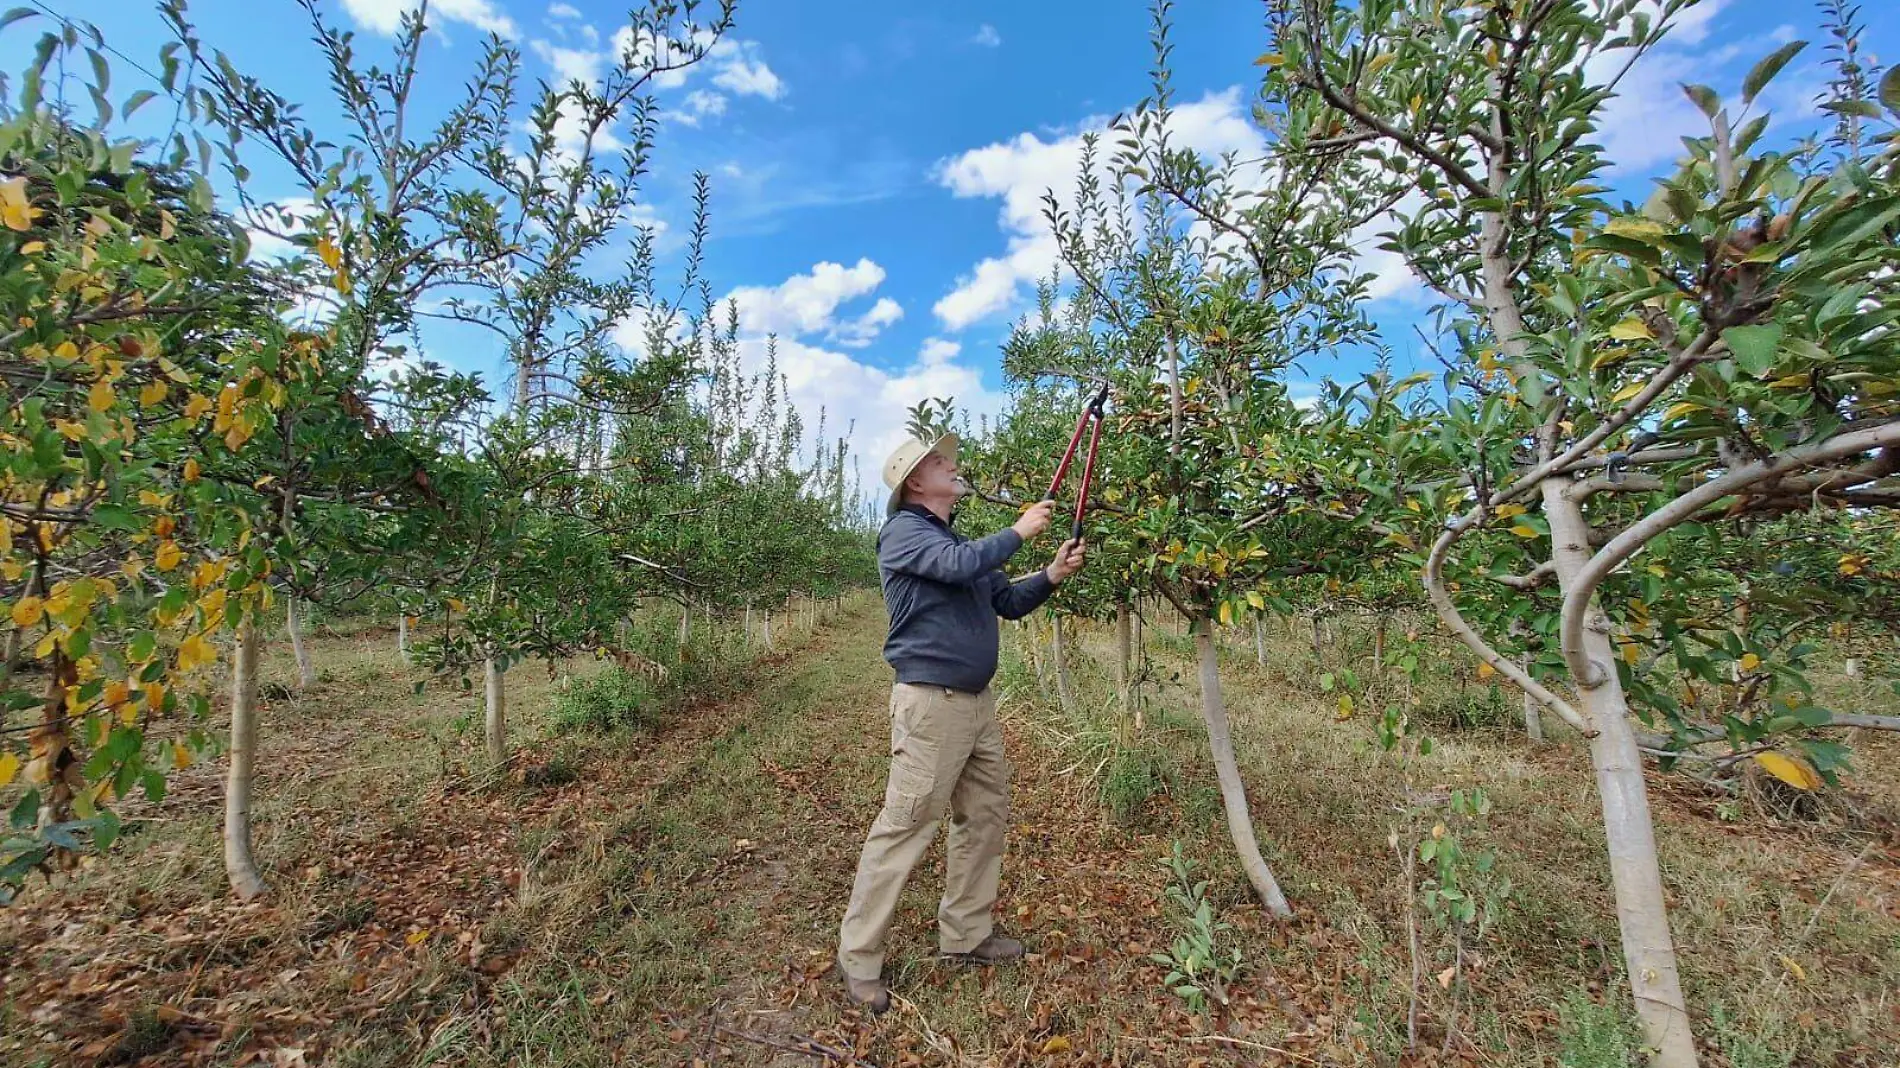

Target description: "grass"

left=2, top=597, right=1895, bottom=1066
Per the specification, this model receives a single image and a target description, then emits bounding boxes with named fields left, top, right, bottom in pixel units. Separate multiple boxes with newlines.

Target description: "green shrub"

left=1102, top=745, right=1164, bottom=823
left=552, top=669, right=654, bottom=734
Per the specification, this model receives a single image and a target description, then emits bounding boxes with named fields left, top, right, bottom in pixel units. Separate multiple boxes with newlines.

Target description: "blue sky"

left=15, top=0, right=1900, bottom=490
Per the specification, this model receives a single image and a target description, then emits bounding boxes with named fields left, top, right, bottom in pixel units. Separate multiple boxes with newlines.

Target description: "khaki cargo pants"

left=837, top=682, right=1010, bottom=981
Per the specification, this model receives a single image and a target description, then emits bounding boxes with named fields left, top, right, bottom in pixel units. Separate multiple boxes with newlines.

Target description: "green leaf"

left=1681, top=83, right=1720, bottom=119
left=0, top=7, right=37, bottom=32
left=1742, top=41, right=1805, bottom=104
left=122, top=89, right=157, bottom=120
left=1882, top=67, right=1900, bottom=118
left=1722, top=324, right=1782, bottom=377
left=1819, top=99, right=1882, bottom=120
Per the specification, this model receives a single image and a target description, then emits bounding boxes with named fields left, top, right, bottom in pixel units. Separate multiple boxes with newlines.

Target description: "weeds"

left=1150, top=842, right=1245, bottom=1017
left=1556, top=989, right=1644, bottom=1068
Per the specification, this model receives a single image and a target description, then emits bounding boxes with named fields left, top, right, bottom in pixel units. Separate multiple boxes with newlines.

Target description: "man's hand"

left=1045, top=539, right=1086, bottom=585
left=1012, top=500, right=1055, bottom=541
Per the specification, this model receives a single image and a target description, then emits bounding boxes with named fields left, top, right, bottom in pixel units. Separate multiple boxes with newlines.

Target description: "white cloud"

left=532, top=38, right=607, bottom=85
left=831, top=297, right=905, bottom=348
left=742, top=335, right=1008, bottom=501
left=709, top=39, right=785, bottom=99
left=547, top=2, right=581, bottom=18
left=933, top=88, right=1267, bottom=330
left=339, top=0, right=518, bottom=38
left=671, top=89, right=729, bottom=126
left=972, top=24, right=1002, bottom=48
left=724, top=259, right=904, bottom=347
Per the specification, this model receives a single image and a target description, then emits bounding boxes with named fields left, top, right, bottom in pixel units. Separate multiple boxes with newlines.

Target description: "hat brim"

left=885, top=433, right=959, bottom=515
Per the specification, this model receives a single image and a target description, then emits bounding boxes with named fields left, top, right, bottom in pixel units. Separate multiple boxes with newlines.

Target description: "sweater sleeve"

left=880, top=513, right=1023, bottom=584
left=990, top=570, right=1056, bottom=620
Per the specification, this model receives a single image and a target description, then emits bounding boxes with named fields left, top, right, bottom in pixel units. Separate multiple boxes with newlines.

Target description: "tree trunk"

left=484, top=655, right=507, bottom=767
left=1192, top=620, right=1292, bottom=918
left=1115, top=603, right=1133, bottom=713
left=1374, top=617, right=1387, bottom=673
left=0, top=628, right=20, bottom=732
left=397, top=613, right=409, bottom=663
left=1130, top=608, right=1146, bottom=732
left=1543, top=481, right=1696, bottom=1066
left=225, top=619, right=268, bottom=901
left=763, top=609, right=774, bottom=650
left=286, top=598, right=316, bottom=689
left=1253, top=615, right=1267, bottom=667
left=1052, top=614, right=1076, bottom=713
left=1521, top=657, right=1545, bottom=743
left=679, top=601, right=691, bottom=653
left=1310, top=614, right=1324, bottom=665
left=30, top=651, right=79, bottom=847
left=744, top=603, right=753, bottom=650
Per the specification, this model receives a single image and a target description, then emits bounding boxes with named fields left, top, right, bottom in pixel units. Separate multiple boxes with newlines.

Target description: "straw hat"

left=881, top=434, right=960, bottom=516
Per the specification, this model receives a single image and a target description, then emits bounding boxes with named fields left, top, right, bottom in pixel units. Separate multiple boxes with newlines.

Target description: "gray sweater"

left=878, top=504, right=1057, bottom=692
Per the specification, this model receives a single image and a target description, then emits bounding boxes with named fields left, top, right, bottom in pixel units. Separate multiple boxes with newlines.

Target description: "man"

left=836, top=431, right=1086, bottom=1013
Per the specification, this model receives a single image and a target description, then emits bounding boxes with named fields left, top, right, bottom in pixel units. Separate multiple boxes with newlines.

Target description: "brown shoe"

left=842, top=972, right=890, bottom=1014
left=942, top=933, right=1024, bottom=966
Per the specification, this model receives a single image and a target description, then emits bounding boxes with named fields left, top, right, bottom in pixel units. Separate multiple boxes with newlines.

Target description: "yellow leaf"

left=176, top=631, right=217, bottom=672
left=173, top=741, right=192, bottom=769
left=1405, top=498, right=1421, bottom=513
left=1509, top=524, right=1539, bottom=539
left=20, top=240, right=43, bottom=254
left=1621, top=642, right=1639, bottom=665
left=334, top=268, right=352, bottom=296
left=1661, top=402, right=1704, bottom=423
left=0, top=176, right=36, bottom=231
left=156, top=541, right=183, bottom=572
left=158, top=209, right=176, bottom=240
left=317, top=234, right=342, bottom=269
left=447, top=598, right=468, bottom=614
left=1039, top=1036, right=1072, bottom=1055
left=88, top=379, right=116, bottom=413
left=405, top=929, right=430, bottom=946
left=1609, top=318, right=1654, bottom=341
left=140, top=380, right=168, bottom=408
left=1605, top=217, right=1667, bottom=241
left=11, top=595, right=44, bottom=628
left=1754, top=752, right=1822, bottom=791
left=1219, top=600, right=1234, bottom=626
left=1336, top=693, right=1355, bottom=719
left=0, top=751, right=19, bottom=787
left=1254, top=53, right=1284, bottom=67
left=183, top=458, right=201, bottom=482
left=1364, top=52, right=1395, bottom=76
left=1739, top=653, right=1761, bottom=672
left=1768, top=373, right=1809, bottom=389
left=1777, top=954, right=1806, bottom=982
left=1436, top=964, right=1457, bottom=989
left=1591, top=346, right=1632, bottom=370
left=184, top=393, right=212, bottom=420
left=1494, top=503, right=1528, bottom=519
left=1246, top=591, right=1265, bottom=610
left=1476, top=662, right=1497, bottom=680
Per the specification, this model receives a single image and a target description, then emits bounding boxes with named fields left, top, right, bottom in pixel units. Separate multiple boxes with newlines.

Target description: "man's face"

left=905, top=451, right=964, bottom=501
